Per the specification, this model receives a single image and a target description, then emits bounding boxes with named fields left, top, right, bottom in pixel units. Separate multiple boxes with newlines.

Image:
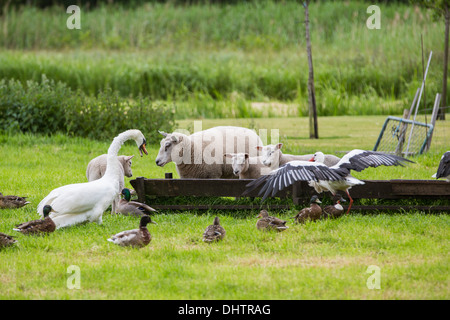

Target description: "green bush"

left=0, top=76, right=175, bottom=142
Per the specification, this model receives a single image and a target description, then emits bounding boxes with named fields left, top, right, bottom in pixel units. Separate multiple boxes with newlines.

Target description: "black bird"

left=433, top=151, right=450, bottom=182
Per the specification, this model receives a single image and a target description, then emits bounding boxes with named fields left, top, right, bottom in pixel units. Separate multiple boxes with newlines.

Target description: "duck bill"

left=139, top=143, right=148, bottom=157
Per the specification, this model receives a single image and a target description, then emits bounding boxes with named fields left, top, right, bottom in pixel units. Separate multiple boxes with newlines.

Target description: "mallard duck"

left=37, top=129, right=148, bottom=229
left=291, top=195, right=322, bottom=223
left=107, top=215, right=156, bottom=248
left=13, top=205, right=56, bottom=235
left=203, top=216, right=226, bottom=242
left=117, top=188, right=156, bottom=217
left=322, top=195, right=346, bottom=219
left=0, top=232, right=17, bottom=248
left=256, top=210, right=288, bottom=232
left=0, top=192, right=30, bottom=209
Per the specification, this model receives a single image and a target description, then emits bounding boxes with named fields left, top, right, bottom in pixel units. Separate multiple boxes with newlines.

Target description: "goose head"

left=309, top=152, right=325, bottom=164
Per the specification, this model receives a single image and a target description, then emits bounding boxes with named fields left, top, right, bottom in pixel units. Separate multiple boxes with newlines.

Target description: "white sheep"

left=224, top=153, right=269, bottom=179
left=257, top=143, right=340, bottom=168
left=86, top=154, right=134, bottom=214
left=155, top=126, right=263, bottom=179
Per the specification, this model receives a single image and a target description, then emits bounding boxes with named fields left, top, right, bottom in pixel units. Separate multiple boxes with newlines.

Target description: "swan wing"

left=38, top=179, right=116, bottom=218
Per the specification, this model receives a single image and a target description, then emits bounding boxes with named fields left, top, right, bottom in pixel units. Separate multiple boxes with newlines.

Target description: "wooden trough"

left=130, top=175, right=450, bottom=212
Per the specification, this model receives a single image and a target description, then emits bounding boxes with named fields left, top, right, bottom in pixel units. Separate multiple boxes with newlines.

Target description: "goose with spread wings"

left=244, top=149, right=414, bottom=213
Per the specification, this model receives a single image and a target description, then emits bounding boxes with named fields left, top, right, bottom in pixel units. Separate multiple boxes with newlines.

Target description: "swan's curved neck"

left=104, top=131, right=137, bottom=178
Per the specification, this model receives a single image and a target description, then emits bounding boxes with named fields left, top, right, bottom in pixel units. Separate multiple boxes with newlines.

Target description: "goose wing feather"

left=244, top=161, right=347, bottom=201
left=333, top=149, right=414, bottom=172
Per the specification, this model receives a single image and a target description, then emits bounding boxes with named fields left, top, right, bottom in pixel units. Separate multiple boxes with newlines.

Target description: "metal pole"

left=405, top=51, right=432, bottom=156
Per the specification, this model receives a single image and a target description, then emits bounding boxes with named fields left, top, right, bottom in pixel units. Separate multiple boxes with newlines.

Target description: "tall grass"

left=0, top=1, right=448, bottom=118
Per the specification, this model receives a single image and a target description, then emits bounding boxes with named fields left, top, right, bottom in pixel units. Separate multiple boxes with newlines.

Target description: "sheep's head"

left=120, top=155, right=134, bottom=177
left=225, top=152, right=249, bottom=176
left=155, top=131, right=187, bottom=166
left=257, top=143, right=282, bottom=167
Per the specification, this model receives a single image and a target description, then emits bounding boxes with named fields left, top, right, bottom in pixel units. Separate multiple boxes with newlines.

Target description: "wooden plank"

left=390, top=179, right=450, bottom=196
left=131, top=178, right=292, bottom=198
left=131, top=178, right=450, bottom=199
left=149, top=204, right=291, bottom=211
left=345, top=205, right=450, bottom=212
left=143, top=204, right=448, bottom=212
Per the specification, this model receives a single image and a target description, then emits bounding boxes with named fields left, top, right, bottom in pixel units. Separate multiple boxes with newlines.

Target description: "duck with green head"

left=107, top=215, right=156, bottom=248
left=291, top=195, right=323, bottom=224
left=13, top=205, right=56, bottom=235
left=116, top=188, right=157, bottom=217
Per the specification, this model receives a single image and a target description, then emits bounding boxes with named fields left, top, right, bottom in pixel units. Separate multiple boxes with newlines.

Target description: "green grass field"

left=0, top=115, right=449, bottom=299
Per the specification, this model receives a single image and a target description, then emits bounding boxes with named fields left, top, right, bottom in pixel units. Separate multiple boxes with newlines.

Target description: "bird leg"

left=345, top=190, right=353, bottom=214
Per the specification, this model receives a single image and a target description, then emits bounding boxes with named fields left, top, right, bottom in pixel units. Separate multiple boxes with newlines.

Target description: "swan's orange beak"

left=309, top=157, right=315, bottom=162
left=139, top=143, right=148, bottom=157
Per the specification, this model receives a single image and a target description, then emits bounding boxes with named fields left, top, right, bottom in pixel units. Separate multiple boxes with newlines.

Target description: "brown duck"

left=203, top=216, right=226, bottom=242
left=107, top=215, right=155, bottom=248
left=292, top=195, right=322, bottom=224
left=13, top=205, right=56, bottom=235
left=0, top=232, right=17, bottom=248
left=322, top=195, right=346, bottom=219
left=0, top=192, right=30, bottom=209
left=256, top=210, right=289, bottom=232
left=117, top=188, right=157, bottom=217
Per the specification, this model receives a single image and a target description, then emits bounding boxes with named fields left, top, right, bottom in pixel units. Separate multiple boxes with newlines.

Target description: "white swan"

left=37, top=129, right=148, bottom=229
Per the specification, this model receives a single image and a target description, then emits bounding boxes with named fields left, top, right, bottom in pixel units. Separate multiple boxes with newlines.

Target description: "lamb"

left=86, top=154, right=134, bottom=214
left=224, top=153, right=270, bottom=179
left=257, top=143, right=340, bottom=169
left=155, top=126, right=263, bottom=179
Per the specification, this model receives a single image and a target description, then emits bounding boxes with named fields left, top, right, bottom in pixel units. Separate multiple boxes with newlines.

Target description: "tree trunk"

left=304, top=2, right=319, bottom=139
left=439, top=3, right=449, bottom=120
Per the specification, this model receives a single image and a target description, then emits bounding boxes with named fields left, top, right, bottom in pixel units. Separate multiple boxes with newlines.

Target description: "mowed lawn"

left=0, top=115, right=449, bottom=299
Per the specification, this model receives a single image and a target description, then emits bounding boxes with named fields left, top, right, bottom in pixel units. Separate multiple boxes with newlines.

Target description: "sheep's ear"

left=276, top=143, right=283, bottom=150
left=159, top=130, right=168, bottom=137
left=126, top=155, right=134, bottom=161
